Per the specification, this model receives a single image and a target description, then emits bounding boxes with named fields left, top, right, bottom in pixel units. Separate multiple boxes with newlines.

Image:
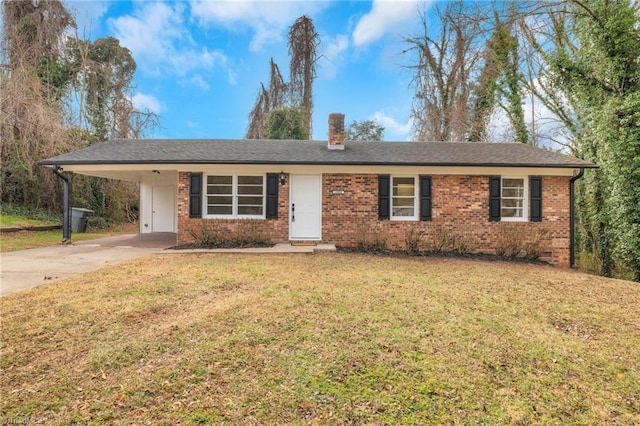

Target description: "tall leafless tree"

left=1, top=0, right=157, bottom=219
left=1, top=0, right=76, bottom=209
left=468, top=29, right=501, bottom=142
left=516, top=1, right=583, bottom=151
left=246, top=83, right=269, bottom=139
left=268, top=58, right=288, bottom=111
left=490, top=9, right=529, bottom=145
left=246, top=59, right=287, bottom=139
left=288, top=15, right=318, bottom=139
left=404, top=2, right=489, bottom=141
left=246, top=15, right=319, bottom=140
left=2, top=0, right=74, bottom=71
left=68, top=37, right=137, bottom=140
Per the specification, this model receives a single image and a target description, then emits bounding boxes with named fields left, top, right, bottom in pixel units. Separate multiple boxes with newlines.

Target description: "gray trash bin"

left=71, top=208, right=94, bottom=233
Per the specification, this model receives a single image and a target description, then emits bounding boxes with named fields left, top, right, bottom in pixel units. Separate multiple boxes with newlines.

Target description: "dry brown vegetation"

left=1, top=254, right=639, bottom=424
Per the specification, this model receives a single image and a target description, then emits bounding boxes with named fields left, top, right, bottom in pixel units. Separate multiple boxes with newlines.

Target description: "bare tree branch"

left=288, top=15, right=318, bottom=139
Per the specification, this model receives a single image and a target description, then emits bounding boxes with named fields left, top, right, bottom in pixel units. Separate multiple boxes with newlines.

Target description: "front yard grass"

left=0, top=222, right=138, bottom=253
left=0, top=213, right=57, bottom=228
left=0, top=230, right=108, bottom=253
left=1, top=254, right=639, bottom=424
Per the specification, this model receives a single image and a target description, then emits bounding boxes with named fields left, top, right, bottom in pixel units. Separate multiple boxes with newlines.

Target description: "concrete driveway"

left=0, top=233, right=176, bottom=296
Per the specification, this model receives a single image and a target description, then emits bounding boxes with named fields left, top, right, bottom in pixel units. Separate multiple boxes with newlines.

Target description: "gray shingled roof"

left=39, top=138, right=596, bottom=168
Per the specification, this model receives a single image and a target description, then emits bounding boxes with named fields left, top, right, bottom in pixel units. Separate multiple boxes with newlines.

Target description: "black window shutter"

left=189, top=173, right=203, bottom=218
left=419, top=175, right=432, bottom=221
left=265, top=173, right=279, bottom=219
left=489, top=176, right=501, bottom=222
left=378, top=175, right=390, bottom=220
left=530, top=176, right=542, bottom=222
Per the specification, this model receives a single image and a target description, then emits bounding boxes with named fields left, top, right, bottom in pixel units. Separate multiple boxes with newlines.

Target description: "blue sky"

left=65, top=1, right=437, bottom=141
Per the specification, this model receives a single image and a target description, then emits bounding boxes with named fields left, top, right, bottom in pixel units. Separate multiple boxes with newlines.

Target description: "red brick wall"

left=321, top=174, right=571, bottom=267
left=176, top=172, right=572, bottom=267
left=177, top=172, right=289, bottom=245
left=328, top=113, right=345, bottom=149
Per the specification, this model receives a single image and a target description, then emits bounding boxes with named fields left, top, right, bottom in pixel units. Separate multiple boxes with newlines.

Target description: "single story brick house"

left=40, top=114, right=595, bottom=267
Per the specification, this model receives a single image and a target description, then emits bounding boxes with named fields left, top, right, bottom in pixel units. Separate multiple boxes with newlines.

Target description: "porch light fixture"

left=279, top=171, right=286, bottom=186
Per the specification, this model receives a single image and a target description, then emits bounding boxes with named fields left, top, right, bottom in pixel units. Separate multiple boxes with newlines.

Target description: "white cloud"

left=353, top=0, right=428, bottom=47
left=132, top=93, right=165, bottom=114
left=189, top=0, right=328, bottom=51
left=186, top=75, right=211, bottom=91
left=321, top=34, right=349, bottom=78
left=371, top=110, right=414, bottom=141
left=108, top=2, right=229, bottom=83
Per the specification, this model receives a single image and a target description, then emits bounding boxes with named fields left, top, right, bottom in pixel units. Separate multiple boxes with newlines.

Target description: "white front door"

left=290, top=174, right=322, bottom=240
left=152, top=185, right=175, bottom=232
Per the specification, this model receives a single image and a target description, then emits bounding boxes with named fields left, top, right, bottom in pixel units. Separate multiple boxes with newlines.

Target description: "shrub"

left=431, top=226, right=450, bottom=252
left=404, top=225, right=423, bottom=255
left=189, top=221, right=225, bottom=248
left=231, top=220, right=271, bottom=247
left=86, top=215, right=113, bottom=231
left=577, top=250, right=601, bottom=274
left=495, top=225, right=550, bottom=260
left=448, top=232, right=473, bottom=255
left=189, top=220, right=271, bottom=248
left=495, top=224, right=523, bottom=257
left=356, top=224, right=388, bottom=253
left=430, top=225, right=475, bottom=255
left=523, top=228, right=550, bottom=260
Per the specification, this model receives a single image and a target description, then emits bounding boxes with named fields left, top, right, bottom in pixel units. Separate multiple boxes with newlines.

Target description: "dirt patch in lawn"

left=1, top=254, right=639, bottom=425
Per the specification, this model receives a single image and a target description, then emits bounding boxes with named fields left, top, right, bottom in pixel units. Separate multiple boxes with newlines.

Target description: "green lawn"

left=1, top=254, right=639, bottom=425
left=0, top=222, right=139, bottom=253
left=0, top=230, right=104, bottom=252
left=0, top=212, right=92, bottom=253
left=0, top=213, right=57, bottom=228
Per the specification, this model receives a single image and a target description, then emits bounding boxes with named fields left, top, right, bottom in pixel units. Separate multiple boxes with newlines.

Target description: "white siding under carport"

left=140, top=170, right=177, bottom=233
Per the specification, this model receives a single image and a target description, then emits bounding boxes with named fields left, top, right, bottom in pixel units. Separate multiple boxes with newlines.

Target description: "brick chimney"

left=328, top=113, right=345, bottom=150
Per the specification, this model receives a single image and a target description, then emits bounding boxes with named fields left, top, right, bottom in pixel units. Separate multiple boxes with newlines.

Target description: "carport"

left=39, top=160, right=179, bottom=240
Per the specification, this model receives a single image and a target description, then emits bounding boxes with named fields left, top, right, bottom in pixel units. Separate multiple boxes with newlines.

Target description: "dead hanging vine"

left=288, top=15, right=318, bottom=138
left=246, top=15, right=318, bottom=140
left=1, top=0, right=158, bottom=220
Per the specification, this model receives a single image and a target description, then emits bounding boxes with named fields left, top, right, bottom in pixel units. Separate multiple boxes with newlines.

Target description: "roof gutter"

left=37, top=159, right=598, bottom=169
left=569, top=168, right=585, bottom=268
left=52, top=165, right=72, bottom=242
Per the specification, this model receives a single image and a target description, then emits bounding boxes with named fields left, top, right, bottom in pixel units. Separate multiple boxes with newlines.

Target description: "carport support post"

left=53, top=165, right=72, bottom=242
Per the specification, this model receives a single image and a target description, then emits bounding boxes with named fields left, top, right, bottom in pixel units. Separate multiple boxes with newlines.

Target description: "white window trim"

left=500, top=176, right=528, bottom=222
left=390, top=175, right=419, bottom=221
left=204, top=174, right=266, bottom=219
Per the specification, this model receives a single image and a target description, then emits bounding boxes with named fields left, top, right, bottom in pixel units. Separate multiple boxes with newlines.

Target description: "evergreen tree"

left=266, top=107, right=308, bottom=140
left=548, top=0, right=640, bottom=279
left=345, top=120, right=385, bottom=141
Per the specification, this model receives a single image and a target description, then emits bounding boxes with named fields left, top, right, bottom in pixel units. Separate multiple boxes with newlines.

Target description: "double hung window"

left=391, top=176, right=417, bottom=220
left=501, top=178, right=526, bottom=221
left=206, top=175, right=264, bottom=218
